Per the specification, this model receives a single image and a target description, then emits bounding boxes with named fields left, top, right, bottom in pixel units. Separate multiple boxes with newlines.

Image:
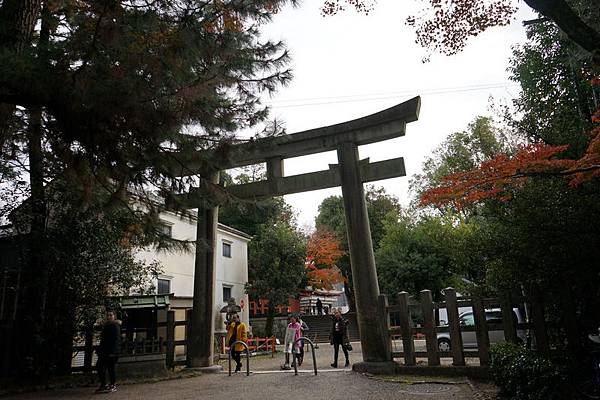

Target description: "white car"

left=436, top=308, right=527, bottom=352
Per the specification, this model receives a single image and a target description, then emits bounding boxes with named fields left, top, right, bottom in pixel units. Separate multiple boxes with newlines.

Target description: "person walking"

left=282, top=315, right=302, bottom=369
left=95, top=309, right=121, bottom=393
left=316, top=298, right=323, bottom=315
left=226, top=313, right=247, bottom=372
left=297, top=315, right=309, bottom=366
left=329, top=309, right=350, bottom=368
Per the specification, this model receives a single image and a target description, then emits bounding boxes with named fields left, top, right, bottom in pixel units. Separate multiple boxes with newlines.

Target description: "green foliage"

left=410, top=116, right=508, bottom=211
left=315, top=186, right=401, bottom=308
left=490, top=342, right=568, bottom=400
left=0, top=1, right=297, bottom=377
left=245, top=219, right=306, bottom=310
left=10, top=182, right=161, bottom=375
left=0, top=0, right=297, bottom=219
left=375, top=214, right=451, bottom=299
left=218, top=171, right=294, bottom=237
left=509, top=22, right=596, bottom=157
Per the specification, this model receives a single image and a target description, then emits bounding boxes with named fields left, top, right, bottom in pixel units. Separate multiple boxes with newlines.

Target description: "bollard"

left=292, top=337, right=318, bottom=376
left=228, top=341, right=250, bottom=376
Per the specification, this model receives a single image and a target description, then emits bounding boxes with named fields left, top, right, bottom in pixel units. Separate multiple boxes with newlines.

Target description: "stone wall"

left=249, top=316, right=289, bottom=340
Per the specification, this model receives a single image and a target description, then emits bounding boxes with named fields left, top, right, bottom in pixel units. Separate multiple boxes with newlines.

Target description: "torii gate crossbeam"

left=180, top=96, right=420, bottom=373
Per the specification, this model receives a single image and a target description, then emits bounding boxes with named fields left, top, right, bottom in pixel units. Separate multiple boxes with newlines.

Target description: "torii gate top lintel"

left=182, top=96, right=420, bottom=173
left=178, top=96, right=420, bottom=203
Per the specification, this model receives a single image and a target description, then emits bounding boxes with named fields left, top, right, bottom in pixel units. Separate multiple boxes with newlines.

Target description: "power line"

left=264, top=82, right=520, bottom=108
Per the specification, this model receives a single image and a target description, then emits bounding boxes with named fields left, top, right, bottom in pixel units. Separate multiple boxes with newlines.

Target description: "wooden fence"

left=381, top=287, right=567, bottom=367
left=72, top=309, right=276, bottom=372
left=221, top=336, right=277, bottom=357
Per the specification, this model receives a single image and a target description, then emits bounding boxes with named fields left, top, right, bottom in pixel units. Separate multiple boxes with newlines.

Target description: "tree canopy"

left=321, top=0, right=600, bottom=64
left=315, top=186, right=401, bottom=310
left=0, top=0, right=297, bottom=379
left=0, top=0, right=297, bottom=217
left=305, top=228, right=345, bottom=290
left=245, top=218, right=306, bottom=336
left=375, top=213, right=452, bottom=299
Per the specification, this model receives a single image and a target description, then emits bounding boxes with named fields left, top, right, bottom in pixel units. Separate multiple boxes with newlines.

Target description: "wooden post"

left=444, top=288, right=465, bottom=366
left=472, top=295, right=490, bottom=366
left=559, top=285, right=581, bottom=356
left=500, top=293, right=518, bottom=343
left=397, top=292, right=416, bottom=366
left=83, top=326, right=93, bottom=376
left=420, top=290, right=440, bottom=366
left=338, top=142, right=390, bottom=363
left=185, top=308, right=193, bottom=362
left=529, top=289, right=550, bottom=355
left=166, top=310, right=175, bottom=368
left=378, top=294, right=392, bottom=360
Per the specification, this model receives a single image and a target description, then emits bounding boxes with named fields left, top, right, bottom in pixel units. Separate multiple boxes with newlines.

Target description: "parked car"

left=436, top=308, right=527, bottom=352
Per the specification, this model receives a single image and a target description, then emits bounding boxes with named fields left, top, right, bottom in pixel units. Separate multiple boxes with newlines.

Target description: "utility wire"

left=264, top=82, right=520, bottom=108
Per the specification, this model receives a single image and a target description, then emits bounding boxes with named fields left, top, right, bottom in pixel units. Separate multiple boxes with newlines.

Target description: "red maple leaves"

left=419, top=143, right=574, bottom=209
left=305, top=229, right=345, bottom=290
left=421, top=77, right=600, bottom=209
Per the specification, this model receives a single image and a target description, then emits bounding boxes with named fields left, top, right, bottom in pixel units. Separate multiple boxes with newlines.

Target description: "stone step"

left=300, top=313, right=360, bottom=343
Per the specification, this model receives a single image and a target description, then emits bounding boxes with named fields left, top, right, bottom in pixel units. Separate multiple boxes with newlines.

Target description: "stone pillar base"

left=352, top=361, right=399, bottom=375
left=185, top=365, right=223, bottom=374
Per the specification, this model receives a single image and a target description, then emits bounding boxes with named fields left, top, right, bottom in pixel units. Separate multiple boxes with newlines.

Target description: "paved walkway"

left=3, top=342, right=495, bottom=400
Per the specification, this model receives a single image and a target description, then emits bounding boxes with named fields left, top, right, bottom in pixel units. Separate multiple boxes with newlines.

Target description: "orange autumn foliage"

left=307, top=229, right=345, bottom=267
left=305, top=229, right=345, bottom=290
left=420, top=76, right=600, bottom=209
left=420, top=143, right=575, bottom=209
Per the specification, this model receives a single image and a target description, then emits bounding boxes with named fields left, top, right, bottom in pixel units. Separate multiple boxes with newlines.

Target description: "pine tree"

left=0, top=0, right=296, bottom=378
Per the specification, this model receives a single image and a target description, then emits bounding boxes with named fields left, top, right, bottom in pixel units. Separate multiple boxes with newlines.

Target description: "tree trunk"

left=0, top=0, right=43, bottom=138
left=24, top=107, right=49, bottom=379
left=22, top=2, right=49, bottom=379
left=265, top=305, right=275, bottom=338
left=524, top=0, right=600, bottom=64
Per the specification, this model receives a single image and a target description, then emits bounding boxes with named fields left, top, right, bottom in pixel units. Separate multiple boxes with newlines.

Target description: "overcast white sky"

left=236, top=1, right=537, bottom=228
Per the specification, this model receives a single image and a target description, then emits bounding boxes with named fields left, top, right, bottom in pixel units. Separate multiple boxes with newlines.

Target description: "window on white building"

left=222, top=241, right=232, bottom=258
left=157, top=278, right=171, bottom=295
left=223, top=286, right=232, bottom=302
left=159, top=223, right=172, bottom=238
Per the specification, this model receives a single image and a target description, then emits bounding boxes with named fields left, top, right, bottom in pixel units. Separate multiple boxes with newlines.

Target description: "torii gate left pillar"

left=186, top=171, right=222, bottom=372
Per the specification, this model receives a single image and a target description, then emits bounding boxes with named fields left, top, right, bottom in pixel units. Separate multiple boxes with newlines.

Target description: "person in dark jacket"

left=329, top=309, right=350, bottom=368
left=316, top=298, right=323, bottom=315
left=95, top=309, right=121, bottom=393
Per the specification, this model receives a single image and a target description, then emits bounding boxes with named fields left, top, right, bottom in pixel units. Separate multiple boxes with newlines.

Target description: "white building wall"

left=135, top=211, right=250, bottom=330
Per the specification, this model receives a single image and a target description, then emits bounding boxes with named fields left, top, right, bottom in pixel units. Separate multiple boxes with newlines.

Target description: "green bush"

left=490, top=342, right=567, bottom=400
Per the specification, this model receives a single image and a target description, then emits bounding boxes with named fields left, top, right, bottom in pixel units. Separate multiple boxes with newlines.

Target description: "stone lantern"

left=220, top=297, right=241, bottom=325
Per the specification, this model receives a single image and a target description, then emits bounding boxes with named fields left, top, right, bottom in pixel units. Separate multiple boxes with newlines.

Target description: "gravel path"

left=3, top=342, right=494, bottom=400
left=4, top=372, right=482, bottom=400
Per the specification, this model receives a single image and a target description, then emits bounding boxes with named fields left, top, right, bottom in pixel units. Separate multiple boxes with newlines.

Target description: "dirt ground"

left=2, top=342, right=499, bottom=400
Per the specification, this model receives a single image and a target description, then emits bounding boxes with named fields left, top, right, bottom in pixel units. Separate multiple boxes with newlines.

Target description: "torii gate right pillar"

left=338, top=142, right=394, bottom=369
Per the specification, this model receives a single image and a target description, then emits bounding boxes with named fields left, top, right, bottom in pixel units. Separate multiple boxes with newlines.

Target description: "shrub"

left=490, top=342, right=568, bottom=400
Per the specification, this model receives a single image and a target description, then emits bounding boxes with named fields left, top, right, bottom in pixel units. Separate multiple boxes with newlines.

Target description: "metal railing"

left=292, top=337, right=317, bottom=376
left=228, top=341, right=250, bottom=376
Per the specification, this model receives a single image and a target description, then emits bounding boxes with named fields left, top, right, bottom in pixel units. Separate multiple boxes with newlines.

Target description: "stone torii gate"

left=178, top=96, right=420, bottom=372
